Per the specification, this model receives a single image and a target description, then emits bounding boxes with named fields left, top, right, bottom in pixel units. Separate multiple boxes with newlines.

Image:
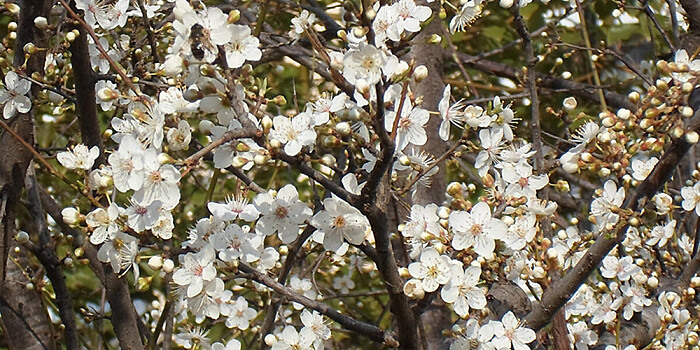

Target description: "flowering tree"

left=0, top=0, right=700, bottom=349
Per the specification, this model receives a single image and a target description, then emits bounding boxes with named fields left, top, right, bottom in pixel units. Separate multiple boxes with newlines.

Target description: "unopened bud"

left=199, top=120, right=214, bottom=134
left=162, top=258, right=174, bottom=273
left=628, top=91, right=640, bottom=103
left=336, top=121, right=351, bottom=136
left=16, top=231, right=29, bottom=244
left=228, top=9, right=240, bottom=23
left=687, top=131, right=699, bottom=144
left=61, top=207, right=81, bottom=226
left=148, top=256, right=163, bottom=270
left=413, top=65, right=428, bottom=82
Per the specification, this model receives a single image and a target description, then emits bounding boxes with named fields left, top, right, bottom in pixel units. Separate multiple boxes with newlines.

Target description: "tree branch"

left=238, top=263, right=399, bottom=347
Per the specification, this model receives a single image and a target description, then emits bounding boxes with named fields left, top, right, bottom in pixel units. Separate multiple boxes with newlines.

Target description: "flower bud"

left=682, top=82, right=694, bottom=93
left=162, top=258, right=175, bottom=273
left=687, top=131, right=699, bottom=144
left=335, top=121, right=351, bottom=136
left=228, top=9, right=240, bottom=23
left=148, top=256, right=163, bottom=270
left=563, top=97, right=577, bottom=111
left=16, top=231, right=29, bottom=244
left=682, top=106, right=694, bottom=118
left=628, top=91, right=640, bottom=103
left=62, top=207, right=81, bottom=226
left=413, top=65, right=428, bottom=82
left=199, top=120, right=214, bottom=134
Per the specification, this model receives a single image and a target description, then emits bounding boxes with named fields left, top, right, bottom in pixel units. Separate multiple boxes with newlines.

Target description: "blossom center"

left=275, top=205, right=289, bottom=218
left=518, top=177, right=529, bottom=187
left=333, top=215, right=346, bottom=229
left=470, top=224, right=483, bottom=236
left=149, top=170, right=163, bottom=184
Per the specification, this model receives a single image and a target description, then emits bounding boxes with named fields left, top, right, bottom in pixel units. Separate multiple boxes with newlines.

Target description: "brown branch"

left=259, top=225, right=316, bottom=349
left=452, top=50, right=635, bottom=110
left=184, top=128, right=261, bottom=166
left=24, top=166, right=79, bottom=349
left=136, top=0, right=160, bottom=62
left=238, top=263, right=399, bottom=347
left=512, top=4, right=544, bottom=173
left=68, top=22, right=105, bottom=166
left=679, top=0, right=700, bottom=34
left=641, top=0, right=676, bottom=51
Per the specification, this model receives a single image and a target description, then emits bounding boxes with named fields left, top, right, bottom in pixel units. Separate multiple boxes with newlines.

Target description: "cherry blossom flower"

left=590, top=293, right=622, bottom=324
left=171, top=2, right=231, bottom=63
left=159, top=87, right=199, bottom=114
left=97, top=231, right=139, bottom=278
left=646, top=219, right=676, bottom=247
left=590, top=180, right=625, bottom=229
left=342, top=43, right=387, bottom=86
left=167, top=120, right=192, bottom=151
left=174, top=327, right=211, bottom=349
left=271, top=325, right=314, bottom=350
left=225, top=296, right=257, bottom=330
left=173, top=245, right=217, bottom=298
left=441, top=264, right=486, bottom=317
left=631, top=157, right=658, bottom=181
left=449, top=202, right=506, bottom=256
left=86, top=204, right=121, bottom=245
left=212, top=340, right=241, bottom=350
left=311, top=197, right=370, bottom=252
left=300, top=310, right=331, bottom=349
left=504, top=213, right=536, bottom=251
left=224, top=24, right=262, bottom=69
left=133, top=151, right=181, bottom=210
left=600, top=255, right=641, bottom=281
left=620, top=281, right=651, bottom=320
left=450, top=0, right=483, bottom=33
left=210, top=223, right=262, bottom=263
left=269, top=114, right=317, bottom=156
left=372, top=4, right=398, bottom=46
left=124, top=199, right=162, bottom=233
left=109, top=135, right=147, bottom=192
left=475, top=128, right=504, bottom=177
left=208, top=195, right=260, bottom=222
left=407, top=247, right=452, bottom=292
left=289, top=276, right=317, bottom=310
left=310, top=92, right=348, bottom=126
left=572, top=121, right=600, bottom=146
left=450, top=319, right=494, bottom=350
left=483, top=311, right=536, bottom=350
left=391, top=0, right=431, bottom=40
left=254, top=185, right=312, bottom=243
left=681, top=182, right=700, bottom=215
left=567, top=321, right=598, bottom=350
left=501, top=163, right=548, bottom=199
left=0, top=71, right=31, bottom=119
left=438, top=84, right=470, bottom=141
left=291, top=10, right=316, bottom=39
left=672, top=49, right=700, bottom=83
left=402, top=203, right=441, bottom=239
left=57, top=144, right=100, bottom=171
left=385, top=98, right=430, bottom=151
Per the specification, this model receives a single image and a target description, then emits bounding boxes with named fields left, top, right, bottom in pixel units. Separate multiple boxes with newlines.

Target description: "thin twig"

left=573, top=0, right=607, bottom=110
left=57, top=0, right=141, bottom=96
left=238, top=263, right=399, bottom=347
left=396, top=140, right=463, bottom=196
left=640, top=0, right=676, bottom=51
